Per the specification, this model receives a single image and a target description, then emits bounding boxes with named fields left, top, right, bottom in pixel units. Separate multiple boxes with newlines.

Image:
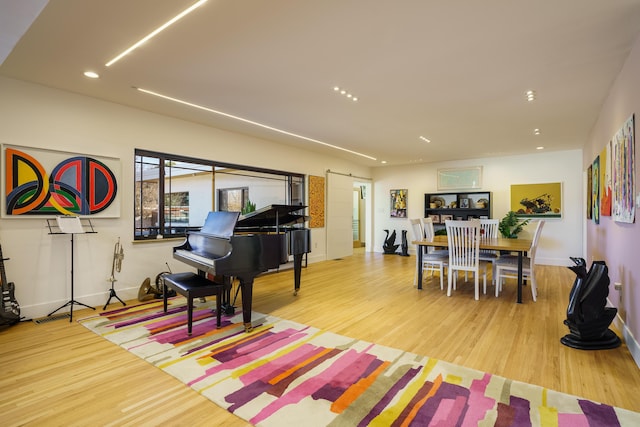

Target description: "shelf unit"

left=424, top=191, right=492, bottom=228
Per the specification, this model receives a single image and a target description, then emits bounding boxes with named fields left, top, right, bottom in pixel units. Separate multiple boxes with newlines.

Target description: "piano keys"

left=172, top=205, right=311, bottom=332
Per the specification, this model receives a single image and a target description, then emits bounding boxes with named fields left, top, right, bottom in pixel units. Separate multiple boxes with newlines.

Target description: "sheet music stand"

left=47, top=216, right=97, bottom=322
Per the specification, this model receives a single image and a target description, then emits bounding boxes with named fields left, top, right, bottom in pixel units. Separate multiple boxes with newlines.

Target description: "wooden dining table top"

left=412, top=235, right=532, bottom=252
left=412, top=235, right=533, bottom=303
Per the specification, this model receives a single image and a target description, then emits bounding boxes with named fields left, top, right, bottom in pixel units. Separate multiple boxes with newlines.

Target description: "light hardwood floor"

left=1, top=251, right=639, bottom=426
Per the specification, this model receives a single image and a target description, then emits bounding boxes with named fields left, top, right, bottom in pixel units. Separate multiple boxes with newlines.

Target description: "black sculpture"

left=561, top=257, right=621, bottom=350
left=399, top=230, right=409, bottom=256
left=383, top=229, right=400, bottom=254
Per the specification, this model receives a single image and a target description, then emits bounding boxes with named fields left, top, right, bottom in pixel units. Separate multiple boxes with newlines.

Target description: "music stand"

left=47, top=216, right=97, bottom=322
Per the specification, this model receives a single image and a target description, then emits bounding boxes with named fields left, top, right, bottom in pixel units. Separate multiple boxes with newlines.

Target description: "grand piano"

left=173, top=204, right=310, bottom=332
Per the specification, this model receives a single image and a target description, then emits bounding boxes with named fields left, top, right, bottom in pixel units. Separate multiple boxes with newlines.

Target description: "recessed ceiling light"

left=137, top=87, right=376, bottom=161
left=381, top=160, right=387, bottom=164
left=536, top=146, right=544, bottom=150
left=83, top=71, right=99, bottom=79
left=526, top=90, right=536, bottom=102
left=333, top=86, right=359, bottom=102
left=419, top=136, right=431, bottom=143
left=106, top=0, right=208, bottom=67
left=534, top=128, right=540, bottom=135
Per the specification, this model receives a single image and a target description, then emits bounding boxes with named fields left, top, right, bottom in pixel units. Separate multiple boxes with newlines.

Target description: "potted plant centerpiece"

left=498, top=211, right=530, bottom=239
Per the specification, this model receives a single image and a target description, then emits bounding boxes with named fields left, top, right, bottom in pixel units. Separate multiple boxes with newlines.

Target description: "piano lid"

left=200, top=211, right=240, bottom=238
left=236, top=204, right=308, bottom=229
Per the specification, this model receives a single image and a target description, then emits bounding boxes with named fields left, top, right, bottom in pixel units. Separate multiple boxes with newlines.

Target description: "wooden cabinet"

left=424, top=191, right=492, bottom=228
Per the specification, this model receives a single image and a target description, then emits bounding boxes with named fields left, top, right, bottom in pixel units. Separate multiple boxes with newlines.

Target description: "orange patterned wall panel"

left=309, top=175, right=325, bottom=228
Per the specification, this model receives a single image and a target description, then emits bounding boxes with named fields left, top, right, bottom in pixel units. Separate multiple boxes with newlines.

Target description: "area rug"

left=79, top=298, right=640, bottom=426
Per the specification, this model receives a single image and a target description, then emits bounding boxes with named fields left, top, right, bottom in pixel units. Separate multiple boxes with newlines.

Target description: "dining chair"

left=494, top=220, right=545, bottom=301
left=479, top=218, right=500, bottom=284
left=445, top=219, right=487, bottom=300
left=420, top=217, right=449, bottom=257
left=409, top=218, right=448, bottom=290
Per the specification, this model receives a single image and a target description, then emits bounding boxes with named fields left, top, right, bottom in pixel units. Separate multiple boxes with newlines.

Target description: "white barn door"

left=326, top=172, right=354, bottom=260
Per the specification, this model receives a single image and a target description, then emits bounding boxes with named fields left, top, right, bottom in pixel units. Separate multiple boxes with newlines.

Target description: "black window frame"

left=134, top=149, right=305, bottom=240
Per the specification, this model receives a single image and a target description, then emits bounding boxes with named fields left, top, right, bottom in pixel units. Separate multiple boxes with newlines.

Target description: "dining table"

left=412, top=235, right=533, bottom=303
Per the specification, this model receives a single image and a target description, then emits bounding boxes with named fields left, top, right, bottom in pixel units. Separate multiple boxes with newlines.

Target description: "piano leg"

left=238, top=276, right=254, bottom=332
left=221, top=276, right=236, bottom=315
left=293, top=253, right=303, bottom=296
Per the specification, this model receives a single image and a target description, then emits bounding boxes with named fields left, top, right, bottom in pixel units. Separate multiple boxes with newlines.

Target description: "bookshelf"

left=424, top=191, right=492, bottom=229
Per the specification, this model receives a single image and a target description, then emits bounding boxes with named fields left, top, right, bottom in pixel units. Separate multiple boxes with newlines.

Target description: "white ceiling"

left=2, top=0, right=640, bottom=167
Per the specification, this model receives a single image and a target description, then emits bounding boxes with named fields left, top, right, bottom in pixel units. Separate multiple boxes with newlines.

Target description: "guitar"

left=0, top=245, right=20, bottom=326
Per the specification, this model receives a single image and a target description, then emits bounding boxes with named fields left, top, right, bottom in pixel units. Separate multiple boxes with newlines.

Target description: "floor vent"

left=33, top=313, right=70, bottom=324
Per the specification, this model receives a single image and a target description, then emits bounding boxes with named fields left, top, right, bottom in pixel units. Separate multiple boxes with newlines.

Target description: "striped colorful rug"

left=79, top=298, right=639, bottom=426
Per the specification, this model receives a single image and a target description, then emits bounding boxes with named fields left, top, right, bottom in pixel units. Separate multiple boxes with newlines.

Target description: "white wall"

left=0, top=76, right=370, bottom=318
left=372, top=150, right=584, bottom=266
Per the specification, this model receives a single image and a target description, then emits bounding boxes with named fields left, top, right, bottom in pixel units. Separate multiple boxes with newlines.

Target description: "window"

left=134, top=149, right=305, bottom=240
left=218, top=187, right=248, bottom=212
left=166, top=192, right=189, bottom=223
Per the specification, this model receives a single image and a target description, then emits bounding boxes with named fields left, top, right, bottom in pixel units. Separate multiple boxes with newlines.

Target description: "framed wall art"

left=600, top=141, right=612, bottom=217
left=437, top=166, right=482, bottom=190
left=592, top=156, right=600, bottom=224
left=390, top=189, right=407, bottom=218
left=612, top=114, right=635, bottom=223
left=2, top=144, right=121, bottom=218
left=587, top=165, right=592, bottom=219
left=308, top=175, right=325, bottom=228
left=510, top=182, right=562, bottom=218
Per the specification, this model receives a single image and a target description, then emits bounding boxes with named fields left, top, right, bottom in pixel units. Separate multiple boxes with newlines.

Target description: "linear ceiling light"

left=136, top=87, right=377, bottom=161
left=106, top=0, right=208, bottom=67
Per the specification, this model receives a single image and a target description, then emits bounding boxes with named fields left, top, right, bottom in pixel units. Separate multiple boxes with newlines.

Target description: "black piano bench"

left=162, top=272, right=224, bottom=335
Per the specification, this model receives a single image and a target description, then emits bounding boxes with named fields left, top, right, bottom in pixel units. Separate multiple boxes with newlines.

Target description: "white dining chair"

left=494, top=220, right=545, bottom=301
left=420, top=217, right=449, bottom=257
left=479, top=218, right=500, bottom=284
left=445, top=219, right=487, bottom=300
left=409, top=218, right=448, bottom=290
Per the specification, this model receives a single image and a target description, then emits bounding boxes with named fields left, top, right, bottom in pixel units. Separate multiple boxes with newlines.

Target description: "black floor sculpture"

left=399, top=230, right=410, bottom=256
left=383, top=229, right=400, bottom=254
left=561, top=257, right=621, bottom=350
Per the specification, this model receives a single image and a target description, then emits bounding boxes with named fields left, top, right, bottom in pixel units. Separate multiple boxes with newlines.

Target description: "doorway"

left=353, top=188, right=364, bottom=248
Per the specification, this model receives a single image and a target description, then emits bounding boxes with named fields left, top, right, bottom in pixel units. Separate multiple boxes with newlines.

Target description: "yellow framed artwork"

left=510, top=182, right=562, bottom=218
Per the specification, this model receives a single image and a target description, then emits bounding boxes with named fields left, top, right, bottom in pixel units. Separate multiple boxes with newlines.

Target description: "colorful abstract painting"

left=612, top=115, right=635, bottom=223
left=592, top=156, right=600, bottom=224
left=390, top=189, right=407, bottom=218
left=3, top=145, right=120, bottom=217
left=80, top=299, right=640, bottom=427
left=600, top=141, right=612, bottom=217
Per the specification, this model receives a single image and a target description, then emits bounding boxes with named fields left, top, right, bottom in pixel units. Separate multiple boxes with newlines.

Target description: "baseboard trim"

left=623, top=322, right=640, bottom=369
left=611, top=301, right=640, bottom=370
